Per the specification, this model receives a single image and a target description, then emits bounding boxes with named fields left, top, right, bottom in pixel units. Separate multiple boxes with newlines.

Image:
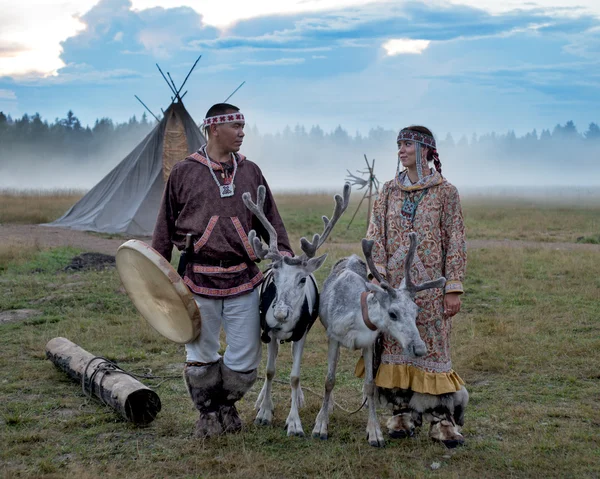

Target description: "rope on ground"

left=81, top=356, right=180, bottom=402
left=259, top=376, right=367, bottom=415
left=78, top=359, right=368, bottom=415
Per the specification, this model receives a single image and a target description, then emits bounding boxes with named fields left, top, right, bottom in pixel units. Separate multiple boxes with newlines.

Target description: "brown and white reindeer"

left=312, top=232, right=446, bottom=447
left=242, top=183, right=350, bottom=437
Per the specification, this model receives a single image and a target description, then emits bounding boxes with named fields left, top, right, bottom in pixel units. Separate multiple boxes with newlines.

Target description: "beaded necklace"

left=202, top=145, right=237, bottom=198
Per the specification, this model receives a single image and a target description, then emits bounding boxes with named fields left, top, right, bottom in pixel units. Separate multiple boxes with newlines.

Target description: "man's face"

left=210, top=110, right=245, bottom=153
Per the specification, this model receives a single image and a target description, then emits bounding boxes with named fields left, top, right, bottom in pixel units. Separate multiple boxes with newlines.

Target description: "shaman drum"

left=116, top=240, right=201, bottom=344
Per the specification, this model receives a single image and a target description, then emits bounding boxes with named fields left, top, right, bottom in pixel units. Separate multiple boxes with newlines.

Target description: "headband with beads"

left=397, top=129, right=436, bottom=149
left=202, top=112, right=245, bottom=127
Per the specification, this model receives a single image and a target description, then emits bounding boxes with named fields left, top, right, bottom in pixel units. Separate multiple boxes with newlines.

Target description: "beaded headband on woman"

left=397, top=129, right=436, bottom=149
left=202, top=112, right=245, bottom=127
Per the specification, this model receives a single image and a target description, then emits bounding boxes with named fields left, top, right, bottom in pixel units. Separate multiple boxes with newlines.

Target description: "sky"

left=1, top=0, right=599, bottom=138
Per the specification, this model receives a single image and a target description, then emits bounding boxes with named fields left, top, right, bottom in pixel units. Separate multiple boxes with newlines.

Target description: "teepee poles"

left=174, top=55, right=202, bottom=99
left=134, top=95, right=161, bottom=122
left=156, top=63, right=178, bottom=98
left=224, top=81, right=246, bottom=102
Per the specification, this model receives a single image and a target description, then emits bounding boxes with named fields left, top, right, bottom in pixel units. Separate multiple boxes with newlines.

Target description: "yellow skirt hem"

left=355, top=358, right=465, bottom=395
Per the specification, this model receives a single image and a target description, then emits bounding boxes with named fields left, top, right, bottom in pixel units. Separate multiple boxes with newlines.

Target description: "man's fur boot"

left=184, top=361, right=223, bottom=439
left=220, top=362, right=257, bottom=434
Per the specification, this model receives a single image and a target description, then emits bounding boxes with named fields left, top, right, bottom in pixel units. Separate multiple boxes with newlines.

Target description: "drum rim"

left=116, top=239, right=201, bottom=344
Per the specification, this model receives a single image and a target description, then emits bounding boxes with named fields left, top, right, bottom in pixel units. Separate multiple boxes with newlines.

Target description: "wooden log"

left=45, top=337, right=161, bottom=425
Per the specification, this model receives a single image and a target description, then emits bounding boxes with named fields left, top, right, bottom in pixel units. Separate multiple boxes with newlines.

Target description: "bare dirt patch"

left=1, top=224, right=599, bottom=256
left=0, top=224, right=149, bottom=256
left=64, top=252, right=116, bottom=271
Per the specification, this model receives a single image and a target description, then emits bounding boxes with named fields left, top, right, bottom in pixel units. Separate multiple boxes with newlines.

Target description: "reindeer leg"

left=255, top=337, right=279, bottom=426
left=286, top=335, right=307, bottom=437
left=363, top=345, right=385, bottom=447
left=312, top=339, right=340, bottom=440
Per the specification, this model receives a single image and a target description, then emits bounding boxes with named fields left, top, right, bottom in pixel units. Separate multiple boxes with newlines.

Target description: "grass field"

left=1, top=191, right=599, bottom=478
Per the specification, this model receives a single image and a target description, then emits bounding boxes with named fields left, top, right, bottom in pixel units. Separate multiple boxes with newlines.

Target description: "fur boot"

left=184, top=361, right=224, bottom=439
left=377, top=387, right=422, bottom=439
left=410, top=387, right=469, bottom=449
left=219, top=363, right=258, bottom=433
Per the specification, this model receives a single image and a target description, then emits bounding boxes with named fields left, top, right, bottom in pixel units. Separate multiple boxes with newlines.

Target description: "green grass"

left=462, top=199, right=600, bottom=243
left=1, top=196, right=600, bottom=478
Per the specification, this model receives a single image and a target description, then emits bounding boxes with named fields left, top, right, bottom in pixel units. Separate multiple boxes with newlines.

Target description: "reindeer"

left=312, top=232, right=446, bottom=447
left=241, top=183, right=350, bottom=437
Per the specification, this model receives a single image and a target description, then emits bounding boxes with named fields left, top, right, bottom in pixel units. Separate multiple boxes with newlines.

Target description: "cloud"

left=382, top=38, right=431, bottom=55
left=240, top=57, right=305, bottom=66
left=0, top=1, right=96, bottom=77
left=0, top=89, right=17, bottom=100
left=13, top=64, right=143, bottom=85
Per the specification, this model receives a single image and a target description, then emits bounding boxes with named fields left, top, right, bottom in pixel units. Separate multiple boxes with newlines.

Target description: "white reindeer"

left=242, top=183, right=350, bottom=437
left=312, top=232, right=446, bottom=447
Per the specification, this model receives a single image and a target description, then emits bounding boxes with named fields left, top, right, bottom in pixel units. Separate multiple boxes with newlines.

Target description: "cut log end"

left=46, top=337, right=162, bottom=425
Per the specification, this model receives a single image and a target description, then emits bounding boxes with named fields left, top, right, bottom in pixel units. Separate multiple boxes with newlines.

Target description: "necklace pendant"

left=220, top=184, right=234, bottom=197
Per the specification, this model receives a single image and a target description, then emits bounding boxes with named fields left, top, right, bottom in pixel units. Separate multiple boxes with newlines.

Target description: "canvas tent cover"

left=47, top=102, right=205, bottom=236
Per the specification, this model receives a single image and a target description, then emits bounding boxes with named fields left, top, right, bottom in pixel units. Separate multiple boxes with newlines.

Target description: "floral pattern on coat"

left=367, top=170, right=467, bottom=388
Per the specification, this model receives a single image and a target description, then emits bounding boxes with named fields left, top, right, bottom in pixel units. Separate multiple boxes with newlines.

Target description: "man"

left=152, top=103, right=293, bottom=438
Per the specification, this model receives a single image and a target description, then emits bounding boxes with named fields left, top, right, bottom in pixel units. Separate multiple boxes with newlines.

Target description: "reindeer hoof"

left=389, top=428, right=415, bottom=439
left=369, top=439, right=386, bottom=448
left=287, top=429, right=305, bottom=438
left=312, top=432, right=328, bottom=440
left=440, top=438, right=465, bottom=449
left=254, top=417, right=272, bottom=426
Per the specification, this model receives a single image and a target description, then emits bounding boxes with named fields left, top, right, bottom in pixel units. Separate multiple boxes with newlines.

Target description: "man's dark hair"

left=205, top=103, right=239, bottom=119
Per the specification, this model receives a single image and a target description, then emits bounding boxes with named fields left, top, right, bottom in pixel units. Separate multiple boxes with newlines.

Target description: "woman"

left=356, top=125, right=468, bottom=448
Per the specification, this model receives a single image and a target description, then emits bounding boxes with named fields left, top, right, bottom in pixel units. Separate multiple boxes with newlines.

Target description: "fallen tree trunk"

left=45, top=337, right=161, bottom=425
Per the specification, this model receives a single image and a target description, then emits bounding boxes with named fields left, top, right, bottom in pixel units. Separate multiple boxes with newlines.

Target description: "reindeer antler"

left=403, top=232, right=446, bottom=295
left=242, top=186, right=283, bottom=261
left=361, top=238, right=397, bottom=298
left=300, top=183, right=351, bottom=259
left=345, top=170, right=368, bottom=190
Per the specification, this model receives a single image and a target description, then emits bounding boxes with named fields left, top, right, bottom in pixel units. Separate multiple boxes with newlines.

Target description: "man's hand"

left=443, top=292, right=461, bottom=317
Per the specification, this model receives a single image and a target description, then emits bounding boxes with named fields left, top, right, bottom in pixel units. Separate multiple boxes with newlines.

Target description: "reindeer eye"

left=299, top=277, right=307, bottom=285
left=389, top=311, right=398, bottom=321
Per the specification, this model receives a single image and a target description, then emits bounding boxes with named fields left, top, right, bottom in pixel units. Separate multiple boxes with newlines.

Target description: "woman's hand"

left=443, top=292, right=461, bottom=317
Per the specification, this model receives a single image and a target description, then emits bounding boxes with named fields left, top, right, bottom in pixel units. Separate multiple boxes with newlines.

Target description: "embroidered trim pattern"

left=188, top=151, right=246, bottom=171
left=230, top=217, right=258, bottom=261
left=397, top=129, right=436, bottom=149
left=203, top=112, right=245, bottom=126
left=445, top=280, right=463, bottom=293
left=381, top=354, right=453, bottom=373
left=184, top=271, right=263, bottom=297
left=193, top=263, right=247, bottom=274
left=193, top=216, right=219, bottom=253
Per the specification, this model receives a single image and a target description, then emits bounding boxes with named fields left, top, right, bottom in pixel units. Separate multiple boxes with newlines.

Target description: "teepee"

left=47, top=59, right=205, bottom=236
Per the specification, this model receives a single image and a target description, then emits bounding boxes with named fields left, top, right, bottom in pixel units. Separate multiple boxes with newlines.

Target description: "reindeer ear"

left=306, top=253, right=328, bottom=273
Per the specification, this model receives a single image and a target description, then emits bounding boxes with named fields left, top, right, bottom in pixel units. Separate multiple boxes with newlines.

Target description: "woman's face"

left=398, top=140, right=428, bottom=170
left=398, top=140, right=417, bottom=168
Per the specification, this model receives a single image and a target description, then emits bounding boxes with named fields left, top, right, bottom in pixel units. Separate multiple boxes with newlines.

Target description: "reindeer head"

left=242, top=183, right=351, bottom=333
left=362, top=233, right=446, bottom=357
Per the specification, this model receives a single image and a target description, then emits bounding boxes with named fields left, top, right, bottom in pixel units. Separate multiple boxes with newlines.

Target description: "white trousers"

left=185, top=289, right=262, bottom=372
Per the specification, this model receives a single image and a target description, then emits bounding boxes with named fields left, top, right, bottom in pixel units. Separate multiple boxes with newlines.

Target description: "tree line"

left=1, top=110, right=599, bottom=189
left=2, top=110, right=600, bottom=154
